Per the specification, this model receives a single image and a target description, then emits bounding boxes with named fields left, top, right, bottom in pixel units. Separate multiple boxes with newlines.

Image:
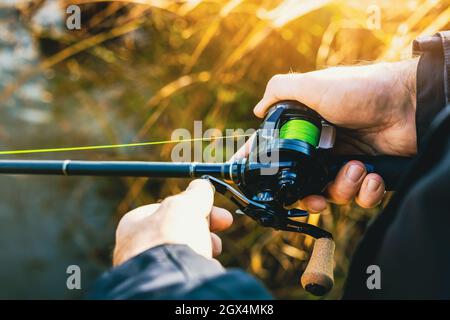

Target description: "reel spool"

left=279, top=119, right=321, bottom=147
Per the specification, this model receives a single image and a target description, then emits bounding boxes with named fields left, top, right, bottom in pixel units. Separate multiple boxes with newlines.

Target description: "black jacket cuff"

left=87, top=244, right=272, bottom=300
left=87, top=244, right=224, bottom=299
left=414, top=33, right=448, bottom=149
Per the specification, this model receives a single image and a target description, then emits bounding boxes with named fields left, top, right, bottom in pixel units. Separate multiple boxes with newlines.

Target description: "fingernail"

left=367, top=178, right=381, bottom=192
left=346, top=165, right=365, bottom=182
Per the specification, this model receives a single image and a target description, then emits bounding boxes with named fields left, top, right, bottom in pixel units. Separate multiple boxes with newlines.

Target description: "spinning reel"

left=0, top=100, right=410, bottom=296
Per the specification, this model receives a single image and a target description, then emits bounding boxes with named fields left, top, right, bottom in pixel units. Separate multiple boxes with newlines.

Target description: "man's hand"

left=113, top=179, right=233, bottom=266
left=252, top=59, right=419, bottom=211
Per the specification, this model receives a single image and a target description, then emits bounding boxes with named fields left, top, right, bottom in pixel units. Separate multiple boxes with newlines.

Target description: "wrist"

left=113, top=228, right=167, bottom=266
left=375, top=58, right=417, bottom=109
left=392, top=58, right=418, bottom=111
left=113, top=240, right=164, bottom=266
left=378, top=58, right=419, bottom=155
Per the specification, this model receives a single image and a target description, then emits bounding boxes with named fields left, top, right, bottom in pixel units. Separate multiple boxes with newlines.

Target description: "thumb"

left=176, top=179, right=215, bottom=218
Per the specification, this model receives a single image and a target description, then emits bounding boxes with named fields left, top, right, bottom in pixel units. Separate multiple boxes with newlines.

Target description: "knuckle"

left=161, top=195, right=176, bottom=204
left=116, top=214, right=132, bottom=238
left=268, top=74, right=284, bottom=87
left=162, top=195, right=184, bottom=208
left=116, top=208, right=137, bottom=228
left=329, top=185, right=356, bottom=203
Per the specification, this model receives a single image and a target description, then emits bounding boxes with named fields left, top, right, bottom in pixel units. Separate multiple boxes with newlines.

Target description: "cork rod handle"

left=300, top=237, right=335, bottom=296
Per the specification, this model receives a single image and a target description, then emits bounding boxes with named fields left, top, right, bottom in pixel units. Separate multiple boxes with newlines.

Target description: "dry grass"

left=2, top=0, right=449, bottom=299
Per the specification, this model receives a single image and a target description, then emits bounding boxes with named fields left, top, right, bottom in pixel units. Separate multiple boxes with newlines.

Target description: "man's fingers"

left=254, top=97, right=277, bottom=118
left=162, top=179, right=215, bottom=218
left=299, top=165, right=386, bottom=209
left=298, top=195, right=328, bottom=213
left=326, top=160, right=366, bottom=204
left=254, top=74, right=300, bottom=117
left=211, top=233, right=222, bottom=257
left=254, top=74, right=310, bottom=118
left=356, top=173, right=385, bottom=208
left=210, top=206, right=233, bottom=232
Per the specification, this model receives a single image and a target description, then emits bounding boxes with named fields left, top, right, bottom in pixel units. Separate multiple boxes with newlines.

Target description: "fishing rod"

left=0, top=100, right=412, bottom=296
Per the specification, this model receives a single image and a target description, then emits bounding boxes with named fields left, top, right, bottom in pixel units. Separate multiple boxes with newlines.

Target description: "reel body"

left=239, top=100, right=331, bottom=209
left=215, top=100, right=336, bottom=241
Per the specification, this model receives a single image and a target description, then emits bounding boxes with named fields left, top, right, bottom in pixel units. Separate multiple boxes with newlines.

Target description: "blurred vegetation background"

left=0, top=0, right=448, bottom=299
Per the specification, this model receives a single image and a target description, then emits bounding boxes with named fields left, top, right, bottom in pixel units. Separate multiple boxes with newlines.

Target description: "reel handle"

left=327, top=155, right=412, bottom=190
left=300, top=237, right=335, bottom=296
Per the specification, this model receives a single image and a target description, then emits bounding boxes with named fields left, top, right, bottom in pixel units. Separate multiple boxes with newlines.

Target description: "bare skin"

left=113, top=179, right=232, bottom=265
left=114, top=59, right=418, bottom=265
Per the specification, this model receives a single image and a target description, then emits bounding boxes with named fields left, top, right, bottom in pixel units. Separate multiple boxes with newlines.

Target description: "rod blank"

left=0, top=160, right=228, bottom=179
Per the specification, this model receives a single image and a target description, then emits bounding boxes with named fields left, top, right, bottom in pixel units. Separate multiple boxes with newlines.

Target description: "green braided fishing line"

left=279, top=119, right=320, bottom=147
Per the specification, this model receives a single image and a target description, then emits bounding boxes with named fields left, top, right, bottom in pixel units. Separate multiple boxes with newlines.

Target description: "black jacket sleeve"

left=87, top=244, right=272, bottom=300
left=414, top=33, right=447, bottom=148
left=343, top=31, right=450, bottom=299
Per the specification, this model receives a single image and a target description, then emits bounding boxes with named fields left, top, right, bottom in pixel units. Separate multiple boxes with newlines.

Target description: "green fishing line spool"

left=279, top=119, right=320, bottom=147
